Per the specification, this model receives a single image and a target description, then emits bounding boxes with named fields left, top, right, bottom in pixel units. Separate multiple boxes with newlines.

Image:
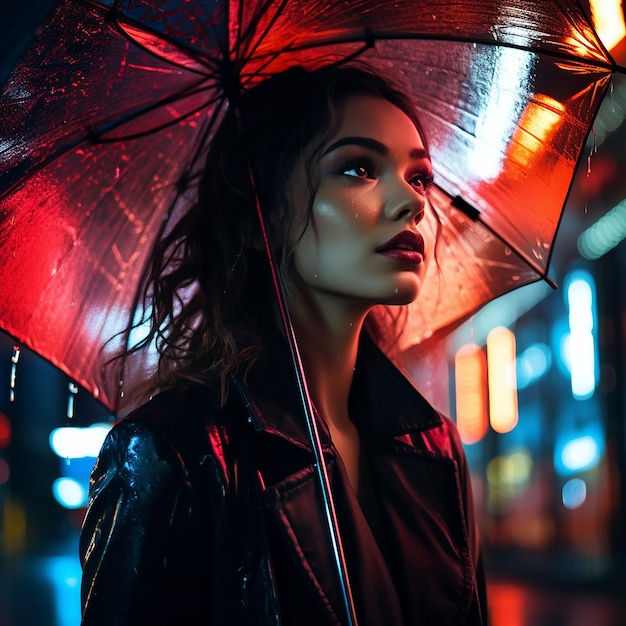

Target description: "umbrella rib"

left=240, top=37, right=376, bottom=87
left=91, top=85, right=221, bottom=143
left=85, top=0, right=226, bottom=77
left=247, top=29, right=620, bottom=74
left=0, top=80, right=219, bottom=201
left=231, top=0, right=291, bottom=67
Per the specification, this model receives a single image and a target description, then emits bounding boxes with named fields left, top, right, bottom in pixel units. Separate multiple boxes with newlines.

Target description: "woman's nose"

left=385, top=181, right=426, bottom=224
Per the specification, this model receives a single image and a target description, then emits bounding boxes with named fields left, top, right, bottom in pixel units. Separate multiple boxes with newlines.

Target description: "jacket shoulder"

left=115, top=382, right=234, bottom=485
left=81, top=383, right=233, bottom=624
left=124, top=383, right=219, bottom=449
left=122, top=382, right=220, bottom=431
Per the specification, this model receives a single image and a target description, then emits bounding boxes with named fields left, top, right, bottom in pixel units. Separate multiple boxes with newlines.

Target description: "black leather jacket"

left=80, top=335, right=487, bottom=625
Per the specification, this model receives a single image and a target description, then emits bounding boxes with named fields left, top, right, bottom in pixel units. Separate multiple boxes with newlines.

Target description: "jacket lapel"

left=241, top=333, right=442, bottom=448
left=233, top=333, right=454, bottom=624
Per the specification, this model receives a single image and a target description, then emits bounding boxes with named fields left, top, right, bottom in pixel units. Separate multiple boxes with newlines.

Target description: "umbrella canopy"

left=0, top=0, right=621, bottom=412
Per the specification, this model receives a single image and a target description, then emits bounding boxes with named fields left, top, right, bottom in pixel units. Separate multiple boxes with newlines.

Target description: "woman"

left=80, top=65, right=488, bottom=625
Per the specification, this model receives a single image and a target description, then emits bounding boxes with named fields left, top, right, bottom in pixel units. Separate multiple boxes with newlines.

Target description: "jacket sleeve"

left=79, top=419, right=218, bottom=625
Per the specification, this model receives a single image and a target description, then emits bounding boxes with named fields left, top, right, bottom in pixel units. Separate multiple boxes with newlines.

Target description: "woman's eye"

left=408, top=172, right=434, bottom=193
left=340, top=160, right=375, bottom=180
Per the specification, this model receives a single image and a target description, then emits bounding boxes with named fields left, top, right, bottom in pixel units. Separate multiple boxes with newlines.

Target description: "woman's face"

left=288, top=95, right=433, bottom=312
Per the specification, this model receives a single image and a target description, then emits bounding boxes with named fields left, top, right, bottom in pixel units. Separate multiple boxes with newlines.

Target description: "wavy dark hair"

left=130, top=64, right=430, bottom=401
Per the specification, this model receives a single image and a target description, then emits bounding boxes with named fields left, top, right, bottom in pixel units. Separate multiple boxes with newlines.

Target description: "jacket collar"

left=235, top=332, right=442, bottom=450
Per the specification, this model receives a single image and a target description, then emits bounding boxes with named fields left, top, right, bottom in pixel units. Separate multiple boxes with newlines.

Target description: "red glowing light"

left=0, top=413, right=11, bottom=448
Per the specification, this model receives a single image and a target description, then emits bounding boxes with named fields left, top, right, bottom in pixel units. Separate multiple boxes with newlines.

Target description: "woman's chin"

left=379, top=283, right=421, bottom=306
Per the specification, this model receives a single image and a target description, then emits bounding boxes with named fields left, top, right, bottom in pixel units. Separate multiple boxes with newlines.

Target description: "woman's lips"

left=376, top=230, right=425, bottom=265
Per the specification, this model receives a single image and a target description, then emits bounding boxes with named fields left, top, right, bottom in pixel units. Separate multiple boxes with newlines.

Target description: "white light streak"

left=566, top=273, right=596, bottom=399
left=49, top=423, right=111, bottom=459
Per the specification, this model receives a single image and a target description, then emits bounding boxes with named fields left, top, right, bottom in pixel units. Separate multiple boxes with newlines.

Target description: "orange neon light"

left=487, top=327, right=519, bottom=434
left=455, top=344, right=488, bottom=444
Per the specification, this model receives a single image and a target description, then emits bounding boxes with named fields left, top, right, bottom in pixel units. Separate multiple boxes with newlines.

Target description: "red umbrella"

left=1, top=0, right=619, bottom=413
left=1, top=2, right=622, bottom=619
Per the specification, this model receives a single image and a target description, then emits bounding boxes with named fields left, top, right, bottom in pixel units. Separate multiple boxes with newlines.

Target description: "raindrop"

left=395, top=287, right=399, bottom=294
left=601, top=99, right=624, bottom=131
left=67, top=383, right=79, bottom=419
left=9, top=347, right=20, bottom=402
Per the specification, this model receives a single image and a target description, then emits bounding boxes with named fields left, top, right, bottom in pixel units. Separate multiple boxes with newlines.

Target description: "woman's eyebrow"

left=322, top=136, right=428, bottom=161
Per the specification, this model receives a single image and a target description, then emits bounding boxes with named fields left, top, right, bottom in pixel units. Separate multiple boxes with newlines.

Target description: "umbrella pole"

left=248, top=166, right=359, bottom=626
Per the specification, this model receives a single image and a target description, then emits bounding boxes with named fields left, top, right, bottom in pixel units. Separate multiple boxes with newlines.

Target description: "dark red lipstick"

left=376, top=231, right=425, bottom=264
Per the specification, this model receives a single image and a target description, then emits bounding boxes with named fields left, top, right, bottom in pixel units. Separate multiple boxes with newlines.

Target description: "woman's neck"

left=287, top=291, right=368, bottom=430
left=287, top=290, right=372, bottom=495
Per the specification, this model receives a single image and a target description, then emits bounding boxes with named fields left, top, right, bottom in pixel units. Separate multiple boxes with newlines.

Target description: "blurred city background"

left=1, top=1, right=626, bottom=625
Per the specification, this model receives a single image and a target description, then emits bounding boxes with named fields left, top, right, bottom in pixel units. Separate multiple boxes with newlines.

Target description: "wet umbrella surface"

left=0, top=0, right=621, bottom=411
